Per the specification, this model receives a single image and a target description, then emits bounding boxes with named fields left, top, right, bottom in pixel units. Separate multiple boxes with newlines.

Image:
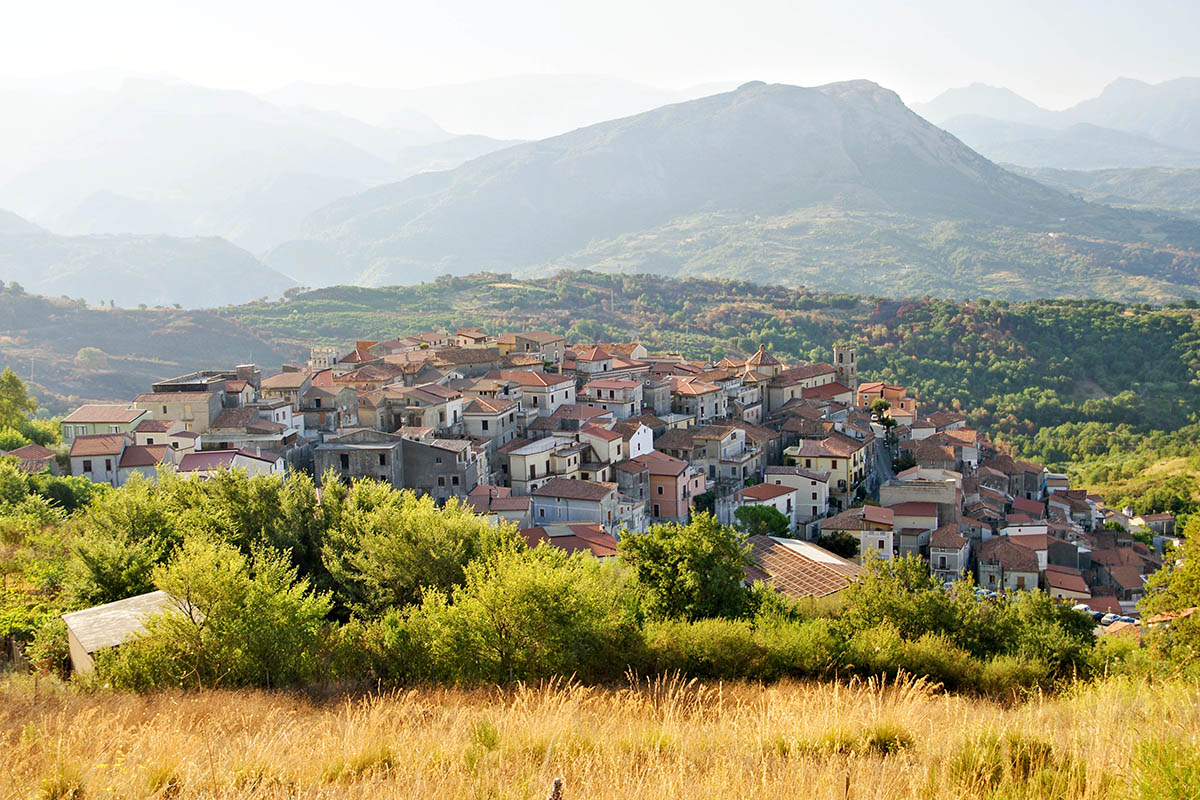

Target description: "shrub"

left=97, top=537, right=333, bottom=689
left=756, top=618, right=842, bottom=679
left=642, top=618, right=764, bottom=680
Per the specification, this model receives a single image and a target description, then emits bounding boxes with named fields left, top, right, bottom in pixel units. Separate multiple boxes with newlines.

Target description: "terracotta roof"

left=488, top=370, right=573, bottom=388
left=746, top=536, right=860, bottom=598
left=521, top=524, right=618, bottom=557
left=669, top=377, right=720, bottom=395
left=575, top=346, right=612, bottom=362
left=69, top=433, right=127, bottom=457
left=225, top=380, right=249, bottom=393
left=801, top=382, right=853, bottom=402
left=4, top=443, right=55, bottom=460
left=464, top=397, right=516, bottom=414
left=745, top=345, right=780, bottom=367
left=532, top=478, right=618, bottom=501
left=1011, top=497, right=1046, bottom=517
left=1106, top=564, right=1147, bottom=591
left=929, top=524, right=966, bottom=549
left=1044, top=565, right=1089, bottom=594
left=134, top=419, right=175, bottom=433
left=579, top=424, right=622, bottom=442
left=740, top=483, right=795, bottom=502
left=887, top=501, right=938, bottom=518
left=260, top=371, right=311, bottom=390
left=629, top=451, right=687, bottom=477
left=178, top=448, right=278, bottom=472
left=62, top=404, right=145, bottom=424
left=118, top=444, right=170, bottom=468
left=821, top=505, right=894, bottom=531
left=978, top=537, right=1039, bottom=572
left=769, top=363, right=836, bottom=386
left=515, top=330, right=564, bottom=344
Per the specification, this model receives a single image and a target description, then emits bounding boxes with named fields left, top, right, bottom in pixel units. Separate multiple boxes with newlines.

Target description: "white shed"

left=61, top=590, right=178, bottom=674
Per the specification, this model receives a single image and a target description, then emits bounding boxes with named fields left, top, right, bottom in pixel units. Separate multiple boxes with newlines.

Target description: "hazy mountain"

left=1062, top=77, right=1200, bottom=151
left=0, top=209, right=295, bottom=307
left=942, top=116, right=1200, bottom=169
left=0, top=80, right=514, bottom=254
left=268, top=80, right=1200, bottom=302
left=912, top=83, right=1056, bottom=126
left=0, top=209, right=46, bottom=236
left=268, top=75, right=739, bottom=140
left=1017, top=166, right=1200, bottom=220
left=919, top=78, right=1200, bottom=168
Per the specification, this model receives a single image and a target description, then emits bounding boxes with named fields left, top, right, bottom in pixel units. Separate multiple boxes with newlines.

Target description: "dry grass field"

left=1, top=673, right=1197, bottom=800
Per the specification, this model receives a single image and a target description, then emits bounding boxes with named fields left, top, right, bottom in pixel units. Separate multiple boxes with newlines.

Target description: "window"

left=532, top=396, right=539, bottom=406
left=812, top=492, right=817, bottom=500
left=83, top=460, right=93, bottom=472
left=104, top=459, right=112, bottom=471
left=378, top=454, right=387, bottom=466
left=438, top=476, right=445, bottom=487
left=831, top=460, right=838, bottom=469
left=530, top=465, right=536, bottom=479
left=109, top=425, right=121, bottom=433
left=314, top=398, right=322, bottom=408
left=451, top=476, right=459, bottom=486
left=804, top=458, right=812, bottom=468
left=539, top=508, right=545, bottom=518
left=811, top=505, right=817, bottom=516
left=877, top=540, right=884, bottom=549
left=1016, top=576, right=1026, bottom=590
left=340, top=454, right=349, bottom=469
left=171, top=442, right=178, bottom=449
left=162, top=406, right=168, bottom=414
left=435, top=456, right=442, bottom=464
left=938, top=556, right=947, bottom=569
left=657, top=485, right=664, bottom=495
left=146, top=438, right=155, bottom=445
left=653, top=504, right=660, bottom=517
left=481, top=420, right=489, bottom=431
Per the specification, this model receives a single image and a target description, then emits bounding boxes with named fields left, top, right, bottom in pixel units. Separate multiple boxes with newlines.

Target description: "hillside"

left=1016, top=166, right=1200, bottom=220
left=942, top=117, right=1200, bottom=170
left=268, top=80, right=1200, bottom=302
left=0, top=215, right=296, bottom=307
left=0, top=286, right=303, bottom=412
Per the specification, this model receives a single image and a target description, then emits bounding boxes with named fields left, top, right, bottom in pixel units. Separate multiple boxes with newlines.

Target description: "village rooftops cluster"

left=40, top=332, right=1179, bottom=618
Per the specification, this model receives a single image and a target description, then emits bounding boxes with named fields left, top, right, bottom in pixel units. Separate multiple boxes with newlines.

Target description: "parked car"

left=1118, top=616, right=1138, bottom=625
left=1090, top=610, right=1105, bottom=621
left=1101, top=613, right=1120, bottom=626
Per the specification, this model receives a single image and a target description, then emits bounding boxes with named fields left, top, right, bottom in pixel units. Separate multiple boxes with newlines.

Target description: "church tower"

left=833, top=344, right=858, bottom=391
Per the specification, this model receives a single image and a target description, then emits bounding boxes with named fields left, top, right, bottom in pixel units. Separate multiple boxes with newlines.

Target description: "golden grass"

left=0, top=673, right=1196, bottom=800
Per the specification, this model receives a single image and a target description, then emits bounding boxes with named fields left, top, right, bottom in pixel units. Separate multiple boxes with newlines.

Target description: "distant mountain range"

left=914, top=78, right=1200, bottom=169
left=265, top=80, right=1200, bottom=302
left=0, top=80, right=516, bottom=254
left=0, top=208, right=295, bottom=307
left=1011, top=166, right=1200, bottom=221
left=266, top=76, right=738, bottom=141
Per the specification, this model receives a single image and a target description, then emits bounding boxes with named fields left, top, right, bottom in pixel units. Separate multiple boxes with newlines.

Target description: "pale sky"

left=3, top=0, right=1198, bottom=108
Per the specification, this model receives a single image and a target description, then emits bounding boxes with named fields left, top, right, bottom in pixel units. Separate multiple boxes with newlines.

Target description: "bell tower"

left=833, top=344, right=858, bottom=391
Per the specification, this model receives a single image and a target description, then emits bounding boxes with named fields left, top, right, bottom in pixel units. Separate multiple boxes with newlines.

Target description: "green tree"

left=73, top=347, right=109, bottom=371
left=1140, top=537, right=1200, bottom=665
left=322, top=484, right=518, bottom=617
left=402, top=544, right=640, bottom=683
left=0, top=369, right=36, bottom=431
left=734, top=504, right=792, bottom=537
left=96, top=537, right=332, bottom=689
left=618, top=512, right=750, bottom=621
left=815, top=530, right=860, bottom=559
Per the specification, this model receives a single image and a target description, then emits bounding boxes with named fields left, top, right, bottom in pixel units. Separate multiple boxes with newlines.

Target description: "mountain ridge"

left=265, top=79, right=1200, bottom=302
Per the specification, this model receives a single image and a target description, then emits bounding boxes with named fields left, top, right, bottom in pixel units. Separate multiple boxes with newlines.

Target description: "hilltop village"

left=23, top=327, right=1173, bottom=620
